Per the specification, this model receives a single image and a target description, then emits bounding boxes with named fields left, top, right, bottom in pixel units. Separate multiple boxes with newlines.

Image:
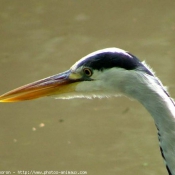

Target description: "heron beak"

left=0, top=70, right=81, bottom=102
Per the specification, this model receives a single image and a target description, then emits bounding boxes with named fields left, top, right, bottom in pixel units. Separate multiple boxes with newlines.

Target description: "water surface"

left=0, top=1, right=175, bottom=175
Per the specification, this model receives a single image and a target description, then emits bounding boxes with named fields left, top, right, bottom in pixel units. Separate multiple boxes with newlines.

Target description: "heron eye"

left=83, top=68, right=93, bottom=77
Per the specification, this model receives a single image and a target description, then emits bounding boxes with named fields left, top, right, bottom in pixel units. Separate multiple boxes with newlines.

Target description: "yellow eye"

left=83, top=68, right=93, bottom=77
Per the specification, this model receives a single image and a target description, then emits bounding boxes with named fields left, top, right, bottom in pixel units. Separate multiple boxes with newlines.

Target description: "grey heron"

left=0, top=48, right=174, bottom=175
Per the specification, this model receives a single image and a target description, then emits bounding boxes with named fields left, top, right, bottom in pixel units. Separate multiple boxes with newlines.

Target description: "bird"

left=0, top=48, right=174, bottom=175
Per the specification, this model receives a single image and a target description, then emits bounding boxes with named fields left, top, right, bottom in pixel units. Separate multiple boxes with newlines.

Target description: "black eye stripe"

left=77, top=51, right=153, bottom=76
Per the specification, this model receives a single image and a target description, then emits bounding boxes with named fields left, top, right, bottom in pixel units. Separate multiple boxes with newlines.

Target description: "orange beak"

left=0, top=70, right=79, bottom=102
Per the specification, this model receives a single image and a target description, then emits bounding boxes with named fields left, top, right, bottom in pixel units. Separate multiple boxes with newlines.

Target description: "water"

left=0, top=1, right=175, bottom=175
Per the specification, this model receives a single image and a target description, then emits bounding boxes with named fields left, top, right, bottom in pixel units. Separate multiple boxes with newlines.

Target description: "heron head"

left=0, top=48, right=154, bottom=102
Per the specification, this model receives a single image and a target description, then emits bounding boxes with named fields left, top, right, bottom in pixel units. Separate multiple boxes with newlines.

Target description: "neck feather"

left=128, top=73, right=175, bottom=175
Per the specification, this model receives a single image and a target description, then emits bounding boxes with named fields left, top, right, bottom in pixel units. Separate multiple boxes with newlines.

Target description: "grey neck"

left=137, top=85, right=175, bottom=175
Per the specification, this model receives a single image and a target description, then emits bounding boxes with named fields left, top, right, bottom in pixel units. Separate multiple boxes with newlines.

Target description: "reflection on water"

left=0, top=1, right=175, bottom=175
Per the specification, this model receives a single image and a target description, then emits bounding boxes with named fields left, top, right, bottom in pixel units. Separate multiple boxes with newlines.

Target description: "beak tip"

left=0, top=96, right=12, bottom=103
